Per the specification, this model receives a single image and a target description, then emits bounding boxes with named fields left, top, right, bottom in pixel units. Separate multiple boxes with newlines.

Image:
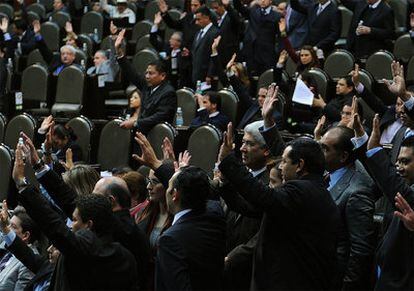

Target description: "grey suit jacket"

left=86, top=38, right=119, bottom=83
left=0, top=246, right=36, bottom=291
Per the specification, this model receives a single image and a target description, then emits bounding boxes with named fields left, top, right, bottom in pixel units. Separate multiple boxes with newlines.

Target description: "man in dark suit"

left=158, top=0, right=204, bottom=88
left=281, top=0, right=313, bottom=49
left=233, top=0, right=280, bottom=76
left=291, top=0, right=341, bottom=54
left=0, top=17, right=36, bottom=57
left=11, top=146, right=139, bottom=290
left=115, top=30, right=177, bottom=134
left=210, top=0, right=241, bottom=65
left=190, top=91, right=230, bottom=132
left=217, top=85, right=340, bottom=290
left=191, top=6, right=220, bottom=85
left=320, top=126, right=376, bottom=290
left=341, top=0, right=395, bottom=59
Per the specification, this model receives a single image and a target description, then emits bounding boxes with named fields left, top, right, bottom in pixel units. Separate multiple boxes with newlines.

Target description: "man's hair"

left=210, top=0, right=224, bottom=6
left=244, top=120, right=266, bottom=147
left=97, top=177, right=132, bottom=209
left=326, top=126, right=356, bottom=164
left=14, top=19, right=28, bottom=31
left=195, top=5, right=213, bottom=19
left=401, top=136, right=414, bottom=151
left=148, top=60, right=168, bottom=75
left=76, top=194, right=114, bottom=236
left=204, top=91, right=221, bottom=111
left=286, top=138, right=325, bottom=176
left=341, top=75, right=355, bottom=88
left=342, top=99, right=364, bottom=119
left=60, top=44, right=77, bottom=55
left=173, top=166, right=209, bottom=211
left=95, top=50, right=108, bottom=59
left=13, top=207, right=40, bottom=244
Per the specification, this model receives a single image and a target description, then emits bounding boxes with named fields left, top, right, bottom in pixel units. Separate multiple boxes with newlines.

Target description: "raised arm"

left=232, top=0, right=250, bottom=19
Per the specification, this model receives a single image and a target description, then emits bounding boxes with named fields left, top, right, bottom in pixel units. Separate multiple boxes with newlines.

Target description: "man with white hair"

left=100, top=0, right=136, bottom=25
left=87, top=49, right=119, bottom=84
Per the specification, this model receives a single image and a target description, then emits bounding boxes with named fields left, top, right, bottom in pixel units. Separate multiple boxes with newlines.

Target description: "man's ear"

left=340, top=151, right=350, bottom=164
left=21, top=231, right=31, bottom=243
left=295, top=158, right=305, bottom=174
left=172, top=188, right=180, bottom=202
left=86, top=220, right=94, bottom=230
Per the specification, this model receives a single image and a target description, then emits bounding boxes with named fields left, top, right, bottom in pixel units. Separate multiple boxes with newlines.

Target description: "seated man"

left=115, top=29, right=177, bottom=134
left=100, top=0, right=136, bottom=25
left=87, top=49, right=119, bottom=84
left=0, top=17, right=36, bottom=57
left=33, top=21, right=81, bottom=76
left=190, top=91, right=230, bottom=132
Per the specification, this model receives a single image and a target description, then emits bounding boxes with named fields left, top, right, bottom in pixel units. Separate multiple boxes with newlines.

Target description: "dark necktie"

left=0, top=252, right=12, bottom=272
left=261, top=8, right=266, bottom=16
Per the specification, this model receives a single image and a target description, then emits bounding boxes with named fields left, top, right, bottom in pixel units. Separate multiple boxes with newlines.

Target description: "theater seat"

left=4, top=113, right=37, bottom=149
left=147, top=123, right=176, bottom=159
left=0, top=144, right=13, bottom=200
left=66, top=116, right=93, bottom=163
left=176, top=87, right=196, bottom=126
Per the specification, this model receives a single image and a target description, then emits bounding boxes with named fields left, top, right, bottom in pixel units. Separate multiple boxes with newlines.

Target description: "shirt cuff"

left=210, top=52, right=218, bottom=57
left=3, top=33, right=11, bottom=41
left=226, top=70, right=235, bottom=78
left=3, top=230, right=16, bottom=247
left=197, top=107, right=206, bottom=112
left=366, top=147, right=382, bottom=158
left=276, top=63, right=284, bottom=69
left=351, top=132, right=368, bottom=149
left=404, top=96, right=414, bottom=111
left=35, top=164, right=51, bottom=179
left=150, top=25, right=158, bottom=33
left=355, top=82, right=364, bottom=94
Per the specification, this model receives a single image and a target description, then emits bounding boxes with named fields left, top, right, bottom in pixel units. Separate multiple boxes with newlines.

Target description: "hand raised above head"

left=262, top=83, right=279, bottom=128
left=132, top=132, right=162, bottom=170
left=218, top=122, right=234, bottom=162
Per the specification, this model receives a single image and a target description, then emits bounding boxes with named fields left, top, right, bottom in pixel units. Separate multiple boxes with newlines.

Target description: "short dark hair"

left=326, top=126, right=356, bottom=164
left=148, top=60, right=167, bottom=75
left=14, top=19, right=28, bottom=31
left=195, top=5, right=213, bottom=19
left=401, top=136, right=414, bottom=151
left=105, top=182, right=132, bottom=208
left=340, top=75, right=355, bottom=88
left=210, top=0, right=224, bottom=6
left=286, top=138, right=325, bottom=176
left=204, top=91, right=221, bottom=111
left=342, top=98, right=364, bottom=119
left=173, top=166, right=209, bottom=211
left=13, top=208, right=40, bottom=244
left=76, top=194, right=114, bottom=236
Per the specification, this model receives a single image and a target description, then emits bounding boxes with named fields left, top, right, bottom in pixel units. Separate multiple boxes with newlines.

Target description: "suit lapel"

left=329, top=168, right=354, bottom=202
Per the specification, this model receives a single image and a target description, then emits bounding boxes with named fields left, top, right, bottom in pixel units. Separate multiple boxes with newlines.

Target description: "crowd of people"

left=1, top=0, right=414, bottom=290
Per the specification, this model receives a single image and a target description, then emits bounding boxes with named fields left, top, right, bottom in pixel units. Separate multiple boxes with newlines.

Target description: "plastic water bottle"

left=356, top=20, right=363, bottom=36
left=83, top=5, right=88, bottom=13
left=80, top=59, right=86, bottom=69
left=82, top=42, right=88, bottom=53
left=176, top=107, right=184, bottom=127
left=196, top=80, right=202, bottom=95
left=93, top=28, right=99, bottom=43
left=7, top=58, right=13, bottom=72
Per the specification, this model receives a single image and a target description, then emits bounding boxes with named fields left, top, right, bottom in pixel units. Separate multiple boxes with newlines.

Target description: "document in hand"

left=292, top=78, right=314, bottom=106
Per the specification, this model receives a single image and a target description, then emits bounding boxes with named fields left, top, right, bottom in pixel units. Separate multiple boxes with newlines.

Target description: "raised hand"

left=211, top=35, right=221, bottom=54
left=218, top=122, right=234, bottom=162
left=154, top=12, right=163, bottom=26
left=0, top=200, right=10, bottom=234
left=162, top=137, right=175, bottom=161
left=20, top=132, right=41, bottom=166
left=348, top=96, right=365, bottom=137
left=114, top=28, right=126, bottom=55
left=262, top=83, right=279, bottom=128
left=278, top=17, right=286, bottom=33
left=44, top=121, right=55, bottom=153
left=174, top=150, right=191, bottom=171
left=383, top=61, right=407, bottom=99
left=367, top=114, right=381, bottom=150
left=39, top=115, right=54, bottom=134
left=226, top=53, right=236, bottom=71
left=221, top=0, right=230, bottom=7
left=0, top=17, right=8, bottom=33
left=12, top=144, right=26, bottom=184
left=132, top=132, right=162, bottom=170
left=158, top=0, right=168, bottom=13
left=350, top=63, right=360, bottom=87
left=32, top=20, right=41, bottom=34
left=61, top=148, right=74, bottom=170
left=314, top=115, right=326, bottom=141
left=65, top=21, right=73, bottom=33
left=277, top=50, right=288, bottom=65
left=110, top=21, right=118, bottom=35
left=394, top=193, right=414, bottom=231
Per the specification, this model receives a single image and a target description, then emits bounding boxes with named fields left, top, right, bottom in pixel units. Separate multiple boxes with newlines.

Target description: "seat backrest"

left=75, top=49, right=88, bottom=65
left=66, top=116, right=93, bottom=163
left=407, top=56, right=414, bottom=83
left=187, top=124, right=222, bottom=175
left=97, top=119, right=131, bottom=171
left=27, top=3, right=46, bottom=19
left=176, top=87, right=196, bottom=126
left=306, top=68, right=329, bottom=99
left=0, top=113, right=6, bottom=143
left=366, top=50, right=394, bottom=80
left=81, top=11, right=104, bottom=41
left=393, top=34, right=414, bottom=63
left=0, top=4, right=13, bottom=19
left=55, top=65, right=85, bottom=104
left=388, top=0, right=407, bottom=30
left=133, top=48, right=159, bottom=75
left=51, top=11, right=71, bottom=28
left=39, top=0, right=54, bottom=12
left=145, top=0, right=159, bottom=21
left=27, top=11, right=41, bottom=22
left=131, top=20, right=152, bottom=42
left=258, top=69, right=274, bottom=88
left=324, top=49, right=355, bottom=80
left=147, top=123, right=176, bottom=159
left=4, top=113, right=37, bottom=148
left=77, top=34, right=94, bottom=56
left=218, top=88, right=239, bottom=125
left=338, top=5, right=353, bottom=38
left=21, top=64, right=49, bottom=102
left=135, top=34, right=155, bottom=52
left=0, top=144, right=13, bottom=200
left=357, top=68, right=374, bottom=91
left=27, top=49, right=47, bottom=66
left=40, top=21, right=60, bottom=51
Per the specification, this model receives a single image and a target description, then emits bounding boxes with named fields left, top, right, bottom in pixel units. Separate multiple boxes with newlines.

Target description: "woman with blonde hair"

left=62, top=164, right=100, bottom=196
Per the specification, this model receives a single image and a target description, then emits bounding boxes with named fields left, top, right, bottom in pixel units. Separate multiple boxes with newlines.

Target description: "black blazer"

left=117, top=56, right=177, bottom=134
left=162, top=11, right=199, bottom=50
left=217, top=5, right=242, bottom=65
left=155, top=200, right=226, bottom=291
left=359, top=148, right=414, bottom=290
left=342, top=0, right=394, bottom=58
left=190, top=108, right=230, bottom=132
left=291, top=0, right=341, bottom=52
left=17, top=186, right=138, bottom=291
left=219, top=154, right=340, bottom=290
left=191, top=24, right=220, bottom=84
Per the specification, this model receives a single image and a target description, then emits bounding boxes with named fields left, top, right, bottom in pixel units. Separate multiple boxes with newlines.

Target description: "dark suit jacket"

left=155, top=200, right=226, bottom=291
left=291, top=0, right=341, bottom=52
left=18, top=186, right=138, bottom=291
left=190, top=108, right=230, bottom=132
left=359, top=148, right=414, bottom=290
left=286, top=1, right=313, bottom=49
left=342, top=0, right=394, bottom=58
left=191, top=24, right=220, bottom=84
left=37, top=169, right=150, bottom=290
left=217, top=5, right=241, bottom=65
left=117, top=56, right=177, bottom=134
left=219, top=154, right=340, bottom=290
left=329, top=166, right=376, bottom=290
left=162, top=11, right=199, bottom=50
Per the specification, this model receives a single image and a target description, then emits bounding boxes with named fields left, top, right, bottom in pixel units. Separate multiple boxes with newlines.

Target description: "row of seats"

left=0, top=113, right=224, bottom=199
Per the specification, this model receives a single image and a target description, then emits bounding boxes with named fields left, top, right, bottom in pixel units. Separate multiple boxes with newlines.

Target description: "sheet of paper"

left=292, top=78, right=314, bottom=106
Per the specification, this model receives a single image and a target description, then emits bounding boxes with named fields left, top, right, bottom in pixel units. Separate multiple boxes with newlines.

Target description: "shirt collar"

left=261, top=6, right=272, bottom=15
left=249, top=166, right=267, bottom=177
left=319, top=1, right=331, bottom=10
left=328, top=166, right=348, bottom=190
left=209, top=111, right=220, bottom=118
left=218, top=11, right=228, bottom=26
left=202, top=22, right=213, bottom=34
left=172, top=209, right=192, bottom=225
left=369, top=0, right=381, bottom=9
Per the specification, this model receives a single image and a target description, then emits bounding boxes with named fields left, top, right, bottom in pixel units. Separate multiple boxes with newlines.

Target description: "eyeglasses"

left=146, top=177, right=161, bottom=185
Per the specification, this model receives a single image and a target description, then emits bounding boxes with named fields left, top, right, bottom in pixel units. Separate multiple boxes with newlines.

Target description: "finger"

left=394, top=210, right=406, bottom=221
left=2, top=200, right=8, bottom=213
left=132, top=154, right=145, bottom=164
left=373, top=113, right=380, bottom=132
left=396, top=193, right=412, bottom=213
